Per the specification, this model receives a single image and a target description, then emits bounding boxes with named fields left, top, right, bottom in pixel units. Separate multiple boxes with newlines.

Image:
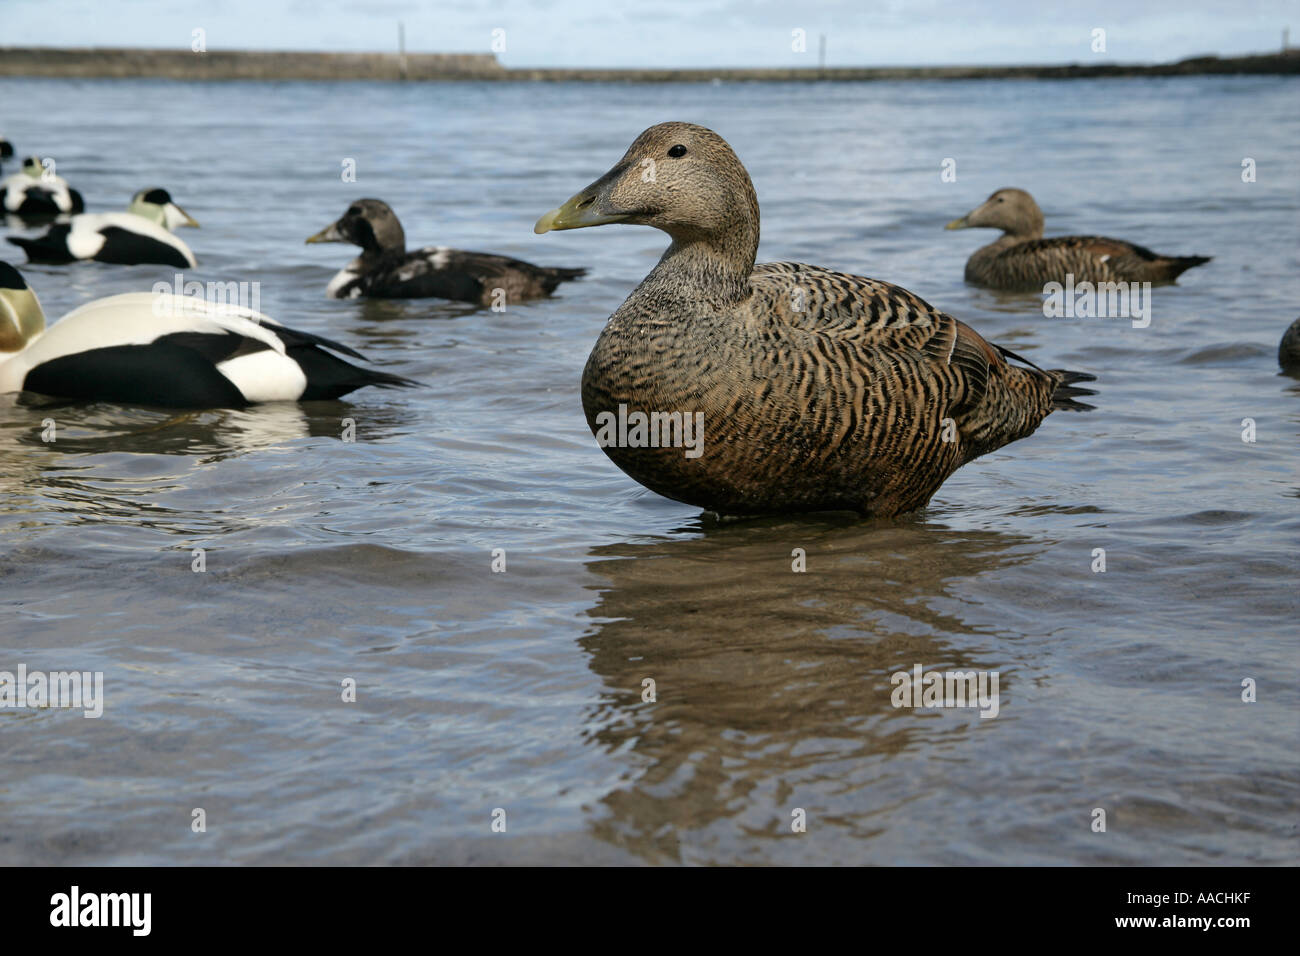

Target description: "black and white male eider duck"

left=534, top=122, right=1096, bottom=518
left=306, top=198, right=586, bottom=305
left=0, top=156, right=85, bottom=221
left=8, top=188, right=198, bottom=268
left=944, top=188, right=1211, bottom=291
left=0, top=262, right=415, bottom=407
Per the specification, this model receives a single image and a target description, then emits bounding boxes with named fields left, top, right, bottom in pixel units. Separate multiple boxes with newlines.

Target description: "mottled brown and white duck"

left=535, top=123, right=1095, bottom=518
left=946, top=188, right=1210, bottom=291
left=307, top=198, right=585, bottom=306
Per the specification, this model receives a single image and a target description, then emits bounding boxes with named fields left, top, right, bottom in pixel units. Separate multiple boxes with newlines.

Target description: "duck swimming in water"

left=307, top=198, right=586, bottom=305
left=535, top=122, right=1095, bottom=518
left=8, top=188, right=199, bottom=268
left=1280, top=318, right=1300, bottom=372
left=945, top=188, right=1211, bottom=291
left=0, top=261, right=414, bottom=407
left=0, top=157, right=85, bottom=221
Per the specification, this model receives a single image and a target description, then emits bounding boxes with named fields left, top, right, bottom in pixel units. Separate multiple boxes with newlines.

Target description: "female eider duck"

left=534, top=123, right=1096, bottom=518
left=1280, top=318, right=1300, bottom=372
left=0, top=157, right=85, bottom=221
left=0, top=261, right=414, bottom=407
left=945, top=188, right=1211, bottom=291
left=307, top=199, right=586, bottom=305
left=8, top=188, right=198, bottom=268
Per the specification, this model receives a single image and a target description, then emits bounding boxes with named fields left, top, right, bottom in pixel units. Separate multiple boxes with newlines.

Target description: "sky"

left=3, top=0, right=1296, bottom=68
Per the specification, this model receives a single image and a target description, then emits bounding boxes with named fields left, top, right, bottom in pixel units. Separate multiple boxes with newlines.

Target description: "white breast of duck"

left=325, top=248, right=452, bottom=298
left=326, top=262, right=366, bottom=299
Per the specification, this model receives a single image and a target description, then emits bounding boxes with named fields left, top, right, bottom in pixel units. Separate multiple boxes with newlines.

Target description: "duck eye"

left=347, top=206, right=361, bottom=216
left=667, top=144, right=687, bottom=158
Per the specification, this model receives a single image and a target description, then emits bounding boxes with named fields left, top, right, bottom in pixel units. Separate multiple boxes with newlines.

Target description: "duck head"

left=0, top=261, right=46, bottom=354
left=129, top=188, right=200, bottom=230
left=307, top=199, right=407, bottom=256
left=534, top=122, right=760, bottom=255
left=946, top=188, right=1044, bottom=239
left=20, top=156, right=46, bottom=180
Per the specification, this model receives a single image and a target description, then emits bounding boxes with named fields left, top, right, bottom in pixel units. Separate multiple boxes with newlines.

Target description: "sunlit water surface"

left=0, top=76, right=1296, bottom=864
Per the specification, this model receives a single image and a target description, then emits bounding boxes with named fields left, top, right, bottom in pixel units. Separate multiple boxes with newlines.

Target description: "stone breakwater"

left=0, top=47, right=505, bottom=81
left=1, top=46, right=1298, bottom=82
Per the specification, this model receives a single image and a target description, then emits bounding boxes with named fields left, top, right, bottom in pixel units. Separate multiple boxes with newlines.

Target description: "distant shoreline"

left=1, top=46, right=1298, bottom=83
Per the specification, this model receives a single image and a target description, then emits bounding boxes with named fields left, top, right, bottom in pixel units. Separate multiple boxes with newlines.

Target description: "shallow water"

left=1, top=75, right=1296, bottom=865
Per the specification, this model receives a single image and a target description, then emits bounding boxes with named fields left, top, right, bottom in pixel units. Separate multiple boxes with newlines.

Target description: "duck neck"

left=358, top=243, right=401, bottom=265
left=635, top=222, right=758, bottom=312
left=1003, top=215, right=1043, bottom=241
left=994, top=226, right=1039, bottom=246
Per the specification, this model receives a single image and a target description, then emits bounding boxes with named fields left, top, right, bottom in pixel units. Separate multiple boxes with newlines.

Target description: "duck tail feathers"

left=1161, top=255, right=1211, bottom=280
left=6, top=231, right=75, bottom=264
left=359, top=367, right=419, bottom=390
left=1050, top=370, right=1097, bottom=411
left=293, top=347, right=418, bottom=400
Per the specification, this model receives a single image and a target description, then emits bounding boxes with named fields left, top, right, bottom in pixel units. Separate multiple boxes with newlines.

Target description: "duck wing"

left=362, top=247, right=585, bottom=304
left=752, top=261, right=1006, bottom=410
left=748, top=261, right=1091, bottom=462
left=992, top=236, right=1210, bottom=285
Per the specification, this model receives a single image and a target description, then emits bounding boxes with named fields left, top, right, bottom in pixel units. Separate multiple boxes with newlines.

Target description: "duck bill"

left=534, top=163, right=639, bottom=235
left=944, top=214, right=970, bottom=230
left=306, top=220, right=344, bottom=244
left=167, top=202, right=200, bottom=229
left=534, top=194, right=631, bottom=234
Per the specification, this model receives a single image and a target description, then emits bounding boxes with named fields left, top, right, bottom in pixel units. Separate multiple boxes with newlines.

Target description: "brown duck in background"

left=535, top=123, right=1095, bottom=518
left=307, top=198, right=586, bottom=305
left=946, top=188, right=1211, bottom=291
left=1280, top=318, right=1300, bottom=372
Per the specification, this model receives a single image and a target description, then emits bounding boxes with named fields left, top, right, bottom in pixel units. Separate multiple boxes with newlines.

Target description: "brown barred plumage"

left=537, top=123, right=1095, bottom=517
left=947, top=188, right=1211, bottom=291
